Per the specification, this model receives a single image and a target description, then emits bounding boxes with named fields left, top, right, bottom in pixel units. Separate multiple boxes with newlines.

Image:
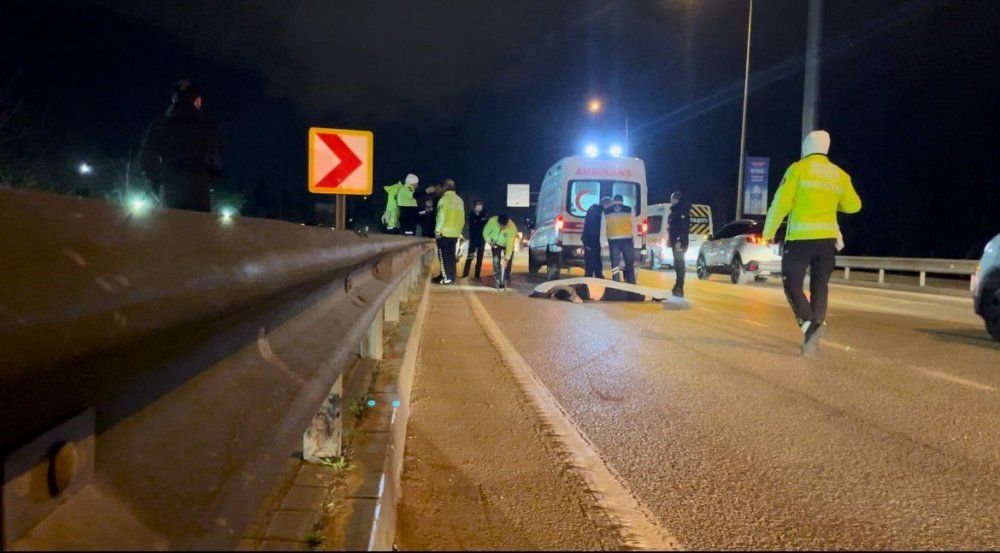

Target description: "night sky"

left=2, top=0, right=998, bottom=258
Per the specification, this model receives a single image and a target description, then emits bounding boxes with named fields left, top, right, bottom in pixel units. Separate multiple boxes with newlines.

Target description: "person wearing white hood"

left=763, top=130, right=862, bottom=356
left=381, top=173, right=419, bottom=234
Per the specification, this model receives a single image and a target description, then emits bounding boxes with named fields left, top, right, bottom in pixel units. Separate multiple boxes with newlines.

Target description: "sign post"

left=308, top=127, right=374, bottom=229
left=506, top=184, right=530, bottom=208
left=743, top=156, right=769, bottom=216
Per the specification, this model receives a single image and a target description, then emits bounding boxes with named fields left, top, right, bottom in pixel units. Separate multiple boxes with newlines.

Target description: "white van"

left=527, top=155, right=648, bottom=280
left=646, top=202, right=714, bottom=269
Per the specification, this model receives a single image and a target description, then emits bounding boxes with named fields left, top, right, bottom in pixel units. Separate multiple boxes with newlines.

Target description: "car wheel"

left=983, top=283, right=1000, bottom=341
left=528, top=251, right=540, bottom=274
left=730, top=254, right=749, bottom=285
left=697, top=255, right=710, bottom=280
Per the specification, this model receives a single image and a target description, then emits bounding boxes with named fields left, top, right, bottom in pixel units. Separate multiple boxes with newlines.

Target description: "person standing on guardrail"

left=605, top=194, right=637, bottom=284
left=763, top=130, right=862, bottom=356
left=667, top=191, right=691, bottom=297
left=434, top=179, right=465, bottom=285
left=140, top=79, right=221, bottom=212
left=583, top=196, right=613, bottom=279
left=483, top=213, right=518, bottom=290
left=462, top=200, right=489, bottom=280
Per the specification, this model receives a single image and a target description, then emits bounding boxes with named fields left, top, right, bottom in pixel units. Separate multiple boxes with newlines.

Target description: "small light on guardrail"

left=366, top=398, right=376, bottom=407
left=392, top=399, right=400, bottom=408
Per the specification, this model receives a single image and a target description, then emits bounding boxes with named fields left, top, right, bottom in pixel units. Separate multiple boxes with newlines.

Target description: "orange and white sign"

left=308, top=127, right=373, bottom=195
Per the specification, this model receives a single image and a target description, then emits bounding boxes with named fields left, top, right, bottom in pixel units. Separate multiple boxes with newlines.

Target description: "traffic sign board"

left=308, top=127, right=373, bottom=195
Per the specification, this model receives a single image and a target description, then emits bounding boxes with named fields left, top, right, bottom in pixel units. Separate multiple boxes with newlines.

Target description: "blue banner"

left=744, top=156, right=770, bottom=216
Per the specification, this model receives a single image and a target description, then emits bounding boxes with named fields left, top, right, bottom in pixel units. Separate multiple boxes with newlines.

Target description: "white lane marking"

left=699, top=307, right=718, bottom=313
left=741, top=319, right=768, bottom=328
left=915, top=368, right=997, bottom=392
left=463, top=289, right=682, bottom=551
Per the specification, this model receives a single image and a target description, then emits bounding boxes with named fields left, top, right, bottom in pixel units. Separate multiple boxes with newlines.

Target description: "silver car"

left=696, top=219, right=783, bottom=284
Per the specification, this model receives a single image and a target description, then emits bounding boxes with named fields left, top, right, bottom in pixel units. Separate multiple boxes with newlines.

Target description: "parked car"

left=973, top=233, right=1000, bottom=340
left=696, top=219, right=784, bottom=284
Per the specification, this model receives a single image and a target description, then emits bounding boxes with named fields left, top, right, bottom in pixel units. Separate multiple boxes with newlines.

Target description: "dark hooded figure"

left=140, top=79, right=222, bottom=212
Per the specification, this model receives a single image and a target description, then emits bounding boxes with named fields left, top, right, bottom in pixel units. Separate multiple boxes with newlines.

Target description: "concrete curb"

left=366, top=276, right=433, bottom=551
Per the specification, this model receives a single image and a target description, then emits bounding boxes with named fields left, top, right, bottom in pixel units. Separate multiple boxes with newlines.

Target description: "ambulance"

left=527, top=155, right=648, bottom=280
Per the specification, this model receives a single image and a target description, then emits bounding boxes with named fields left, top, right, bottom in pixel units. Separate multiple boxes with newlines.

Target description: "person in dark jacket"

left=417, top=196, right=436, bottom=238
left=461, top=200, right=489, bottom=279
left=582, top=196, right=613, bottom=278
left=140, top=79, right=221, bottom=212
left=667, top=191, right=691, bottom=297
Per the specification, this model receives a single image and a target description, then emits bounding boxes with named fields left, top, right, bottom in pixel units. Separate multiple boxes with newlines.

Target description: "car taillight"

left=641, top=218, right=648, bottom=235
left=747, top=235, right=765, bottom=245
left=555, top=215, right=564, bottom=232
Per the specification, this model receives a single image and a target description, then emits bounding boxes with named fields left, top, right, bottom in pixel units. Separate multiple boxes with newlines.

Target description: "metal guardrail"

left=0, top=188, right=434, bottom=550
left=835, top=255, right=978, bottom=290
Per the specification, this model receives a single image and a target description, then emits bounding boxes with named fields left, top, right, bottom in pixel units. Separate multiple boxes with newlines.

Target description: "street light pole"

left=801, top=0, right=823, bottom=140
left=735, top=0, right=754, bottom=221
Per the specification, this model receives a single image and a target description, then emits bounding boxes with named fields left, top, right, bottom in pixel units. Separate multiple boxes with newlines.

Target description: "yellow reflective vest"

left=763, top=154, right=862, bottom=242
left=604, top=203, right=634, bottom=240
left=482, top=216, right=518, bottom=260
left=435, top=190, right=465, bottom=238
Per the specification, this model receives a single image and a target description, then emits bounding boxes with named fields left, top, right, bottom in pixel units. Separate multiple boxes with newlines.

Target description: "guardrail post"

left=304, top=376, right=343, bottom=462
left=385, top=285, right=401, bottom=323
left=844, top=267, right=850, bottom=280
left=878, top=269, right=885, bottom=283
left=362, top=307, right=384, bottom=360
left=919, top=271, right=926, bottom=287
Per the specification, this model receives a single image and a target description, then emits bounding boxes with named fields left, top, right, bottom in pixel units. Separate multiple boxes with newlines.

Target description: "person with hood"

left=381, top=173, right=419, bottom=234
left=667, top=191, right=691, bottom=297
left=140, top=79, right=221, bottom=212
left=397, top=174, right=419, bottom=235
left=483, top=213, right=518, bottom=290
left=582, top=196, right=613, bottom=278
left=434, top=179, right=465, bottom=285
left=763, top=130, right=862, bottom=356
left=604, top=194, right=637, bottom=284
left=461, top=200, right=489, bottom=280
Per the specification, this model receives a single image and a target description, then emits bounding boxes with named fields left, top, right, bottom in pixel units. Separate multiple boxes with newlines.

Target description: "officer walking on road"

left=434, top=179, right=465, bottom=285
left=763, top=130, right=862, bottom=356
left=140, top=79, right=221, bottom=212
left=605, top=194, right=637, bottom=284
left=583, top=196, right=613, bottom=278
left=462, top=200, right=489, bottom=280
left=667, top=191, right=691, bottom=297
left=483, top=213, right=518, bottom=290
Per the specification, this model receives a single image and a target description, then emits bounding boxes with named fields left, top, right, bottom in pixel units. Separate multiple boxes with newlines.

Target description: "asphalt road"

left=463, top=259, right=1000, bottom=550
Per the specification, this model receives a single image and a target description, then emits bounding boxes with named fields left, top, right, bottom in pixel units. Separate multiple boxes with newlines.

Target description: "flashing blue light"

left=609, top=145, right=623, bottom=157
left=366, top=399, right=376, bottom=407
left=392, top=399, right=400, bottom=408
left=220, top=207, right=236, bottom=220
left=584, top=144, right=599, bottom=158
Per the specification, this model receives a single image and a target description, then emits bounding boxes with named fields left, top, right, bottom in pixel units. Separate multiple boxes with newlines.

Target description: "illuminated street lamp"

left=77, top=162, right=93, bottom=175
left=586, top=98, right=629, bottom=155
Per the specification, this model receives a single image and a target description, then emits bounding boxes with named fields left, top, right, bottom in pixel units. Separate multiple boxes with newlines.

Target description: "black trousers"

left=437, top=236, right=458, bottom=282
left=781, top=238, right=837, bottom=325
left=672, top=242, right=688, bottom=290
left=491, top=246, right=513, bottom=287
left=608, top=238, right=636, bottom=284
left=398, top=206, right=418, bottom=236
left=583, top=243, right=604, bottom=278
left=462, top=240, right=486, bottom=278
